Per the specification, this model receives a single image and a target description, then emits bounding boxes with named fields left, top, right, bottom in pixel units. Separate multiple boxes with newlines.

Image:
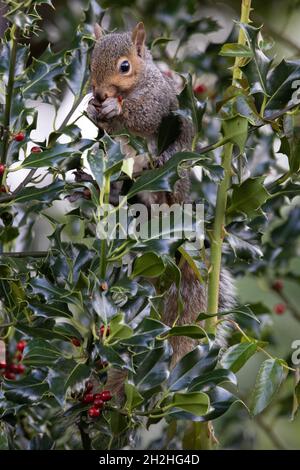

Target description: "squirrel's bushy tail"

left=162, top=262, right=235, bottom=366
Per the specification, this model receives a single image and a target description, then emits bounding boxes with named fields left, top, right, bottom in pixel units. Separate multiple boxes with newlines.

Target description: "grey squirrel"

left=87, top=22, right=235, bottom=378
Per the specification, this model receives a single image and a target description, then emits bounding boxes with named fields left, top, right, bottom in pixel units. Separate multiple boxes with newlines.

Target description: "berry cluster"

left=82, top=381, right=112, bottom=418
left=12, top=132, right=42, bottom=154
left=0, top=340, right=27, bottom=380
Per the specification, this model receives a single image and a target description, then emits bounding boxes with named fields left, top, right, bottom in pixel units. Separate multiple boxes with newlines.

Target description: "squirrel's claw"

left=99, top=97, right=122, bottom=120
left=87, top=96, right=121, bottom=125
left=86, top=99, right=100, bottom=124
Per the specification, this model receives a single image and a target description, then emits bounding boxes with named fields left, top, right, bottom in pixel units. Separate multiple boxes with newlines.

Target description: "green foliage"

left=0, top=0, right=299, bottom=452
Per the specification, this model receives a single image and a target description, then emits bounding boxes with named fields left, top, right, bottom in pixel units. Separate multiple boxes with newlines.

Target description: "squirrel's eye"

left=119, top=60, right=130, bottom=74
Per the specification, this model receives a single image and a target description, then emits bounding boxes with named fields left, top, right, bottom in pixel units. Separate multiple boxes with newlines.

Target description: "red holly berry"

left=100, top=390, right=112, bottom=402
left=117, top=95, right=123, bottom=104
left=14, top=132, right=25, bottom=142
left=100, top=325, right=110, bottom=337
left=194, top=84, right=207, bottom=94
left=4, top=371, right=16, bottom=380
left=71, top=338, right=81, bottom=347
left=16, top=340, right=27, bottom=352
left=274, top=303, right=286, bottom=315
left=0, top=164, right=6, bottom=176
left=0, top=361, right=6, bottom=369
left=15, top=364, right=25, bottom=374
left=82, top=393, right=94, bottom=404
left=93, top=397, right=104, bottom=409
left=93, top=393, right=102, bottom=400
left=31, top=146, right=42, bottom=153
left=9, top=364, right=20, bottom=374
left=272, top=280, right=284, bottom=292
left=85, top=381, right=93, bottom=392
left=16, top=352, right=23, bottom=362
left=88, top=407, right=100, bottom=418
left=0, top=185, right=7, bottom=193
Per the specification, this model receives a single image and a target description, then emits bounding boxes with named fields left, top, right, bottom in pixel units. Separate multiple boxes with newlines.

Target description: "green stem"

left=205, top=0, right=252, bottom=333
left=99, top=172, right=111, bottom=279
left=202, top=0, right=252, bottom=451
left=222, top=317, right=296, bottom=371
left=1, top=25, right=18, bottom=165
left=206, top=142, right=233, bottom=332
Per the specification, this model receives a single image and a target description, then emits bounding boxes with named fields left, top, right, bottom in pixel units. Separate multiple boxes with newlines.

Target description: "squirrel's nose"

left=94, top=90, right=107, bottom=103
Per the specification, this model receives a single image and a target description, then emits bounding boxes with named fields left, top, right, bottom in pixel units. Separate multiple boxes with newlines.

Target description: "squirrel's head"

left=90, top=22, right=147, bottom=102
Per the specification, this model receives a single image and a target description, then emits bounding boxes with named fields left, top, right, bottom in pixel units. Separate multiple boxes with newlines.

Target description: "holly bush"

left=0, top=0, right=300, bottom=450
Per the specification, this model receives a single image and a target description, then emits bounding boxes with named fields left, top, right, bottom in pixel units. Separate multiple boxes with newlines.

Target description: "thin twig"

left=255, top=416, right=287, bottom=450
left=0, top=168, right=37, bottom=203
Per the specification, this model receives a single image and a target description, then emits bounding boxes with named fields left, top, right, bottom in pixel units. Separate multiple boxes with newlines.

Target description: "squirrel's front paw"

left=87, top=98, right=101, bottom=124
left=99, top=97, right=122, bottom=121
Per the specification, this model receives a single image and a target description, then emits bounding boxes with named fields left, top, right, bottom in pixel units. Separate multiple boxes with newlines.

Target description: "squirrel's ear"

left=94, top=23, right=103, bottom=40
left=132, top=22, right=146, bottom=57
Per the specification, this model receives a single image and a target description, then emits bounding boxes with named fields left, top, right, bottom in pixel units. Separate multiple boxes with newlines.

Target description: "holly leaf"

left=127, top=152, right=206, bottom=197
left=167, top=391, right=210, bottom=416
left=14, top=180, right=65, bottom=204
left=227, top=177, right=270, bottom=219
left=220, top=342, right=257, bottom=373
left=250, top=359, right=286, bottom=416
left=220, top=43, right=253, bottom=58
left=3, top=375, right=49, bottom=404
left=87, top=147, right=104, bottom=188
left=222, top=115, right=248, bottom=154
left=240, top=23, right=272, bottom=97
left=167, top=345, right=219, bottom=392
left=188, top=369, right=237, bottom=392
left=131, top=252, right=166, bottom=278
left=265, top=59, right=300, bottom=116
left=20, top=46, right=66, bottom=100
left=282, top=109, right=300, bottom=173
left=64, top=362, right=91, bottom=392
left=124, top=383, right=144, bottom=412
left=157, top=113, right=182, bottom=155
left=21, top=140, right=93, bottom=169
